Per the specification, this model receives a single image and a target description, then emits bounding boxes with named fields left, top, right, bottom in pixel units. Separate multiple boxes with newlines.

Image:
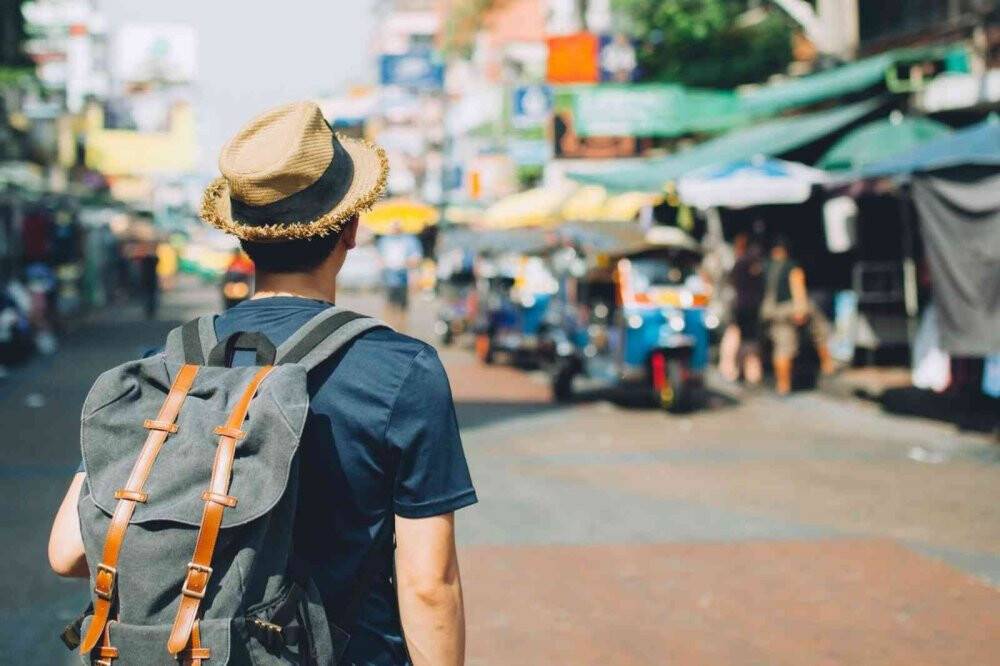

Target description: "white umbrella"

left=678, top=156, right=830, bottom=209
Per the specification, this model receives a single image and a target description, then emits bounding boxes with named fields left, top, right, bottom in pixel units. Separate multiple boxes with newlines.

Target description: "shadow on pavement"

left=455, top=400, right=565, bottom=431
left=873, top=386, right=1000, bottom=435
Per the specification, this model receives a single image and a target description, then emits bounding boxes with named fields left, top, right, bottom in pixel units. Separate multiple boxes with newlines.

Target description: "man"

left=761, top=235, right=835, bottom=395
left=49, top=101, right=476, bottom=666
left=726, top=236, right=765, bottom=386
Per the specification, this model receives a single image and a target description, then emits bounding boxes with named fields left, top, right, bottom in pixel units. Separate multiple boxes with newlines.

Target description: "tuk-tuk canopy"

left=483, top=183, right=662, bottom=228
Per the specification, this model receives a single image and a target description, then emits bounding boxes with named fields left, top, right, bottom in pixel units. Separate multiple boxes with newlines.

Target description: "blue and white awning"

left=678, top=156, right=830, bottom=209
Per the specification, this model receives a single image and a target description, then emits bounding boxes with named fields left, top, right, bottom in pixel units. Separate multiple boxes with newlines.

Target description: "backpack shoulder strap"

left=275, top=307, right=389, bottom=370
left=165, top=316, right=218, bottom=365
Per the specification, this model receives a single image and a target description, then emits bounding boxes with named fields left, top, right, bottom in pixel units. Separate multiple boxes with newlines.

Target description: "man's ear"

left=341, top=215, right=359, bottom=250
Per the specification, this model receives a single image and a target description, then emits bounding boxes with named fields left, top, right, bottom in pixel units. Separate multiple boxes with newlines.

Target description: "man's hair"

left=241, top=231, right=341, bottom=273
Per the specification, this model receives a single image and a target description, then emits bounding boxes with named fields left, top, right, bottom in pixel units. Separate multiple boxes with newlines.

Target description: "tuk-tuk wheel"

left=652, top=354, right=691, bottom=413
left=552, top=362, right=577, bottom=403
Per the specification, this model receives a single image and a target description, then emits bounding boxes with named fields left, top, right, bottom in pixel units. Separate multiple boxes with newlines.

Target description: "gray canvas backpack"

left=67, top=308, right=390, bottom=665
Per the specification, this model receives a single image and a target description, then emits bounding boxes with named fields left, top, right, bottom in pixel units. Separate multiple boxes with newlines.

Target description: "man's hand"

left=49, top=472, right=88, bottom=578
left=395, top=513, right=465, bottom=666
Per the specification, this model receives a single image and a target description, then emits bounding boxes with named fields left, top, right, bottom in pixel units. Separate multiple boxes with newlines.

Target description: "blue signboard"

left=511, top=85, right=553, bottom=129
left=599, top=34, right=639, bottom=82
left=379, top=52, right=445, bottom=89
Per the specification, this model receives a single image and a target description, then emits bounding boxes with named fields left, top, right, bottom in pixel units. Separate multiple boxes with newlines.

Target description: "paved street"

left=1, top=282, right=998, bottom=664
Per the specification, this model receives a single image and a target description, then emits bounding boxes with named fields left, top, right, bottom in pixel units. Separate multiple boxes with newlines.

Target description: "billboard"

left=379, top=52, right=445, bottom=90
left=570, top=84, right=741, bottom=137
left=112, top=23, right=197, bottom=84
left=546, top=33, right=599, bottom=84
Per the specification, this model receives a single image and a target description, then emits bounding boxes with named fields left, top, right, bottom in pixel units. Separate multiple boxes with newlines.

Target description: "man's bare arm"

left=395, top=513, right=465, bottom=666
left=49, top=472, right=88, bottom=578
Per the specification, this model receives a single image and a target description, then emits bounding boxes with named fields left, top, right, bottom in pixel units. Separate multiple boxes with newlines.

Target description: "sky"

left=98, top=0, right=378, bottom=174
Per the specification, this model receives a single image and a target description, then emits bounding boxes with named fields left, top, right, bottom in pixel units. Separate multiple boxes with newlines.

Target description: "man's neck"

left=253, top=271, right=337, bottom=303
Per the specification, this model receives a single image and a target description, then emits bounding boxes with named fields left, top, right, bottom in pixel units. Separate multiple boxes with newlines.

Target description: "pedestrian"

left=376, top=221, right=422, bottom=328
left=718, top=233, right=748, bottom=382
left=136, top=241, right=160, bottom=320
left=48, top=101, right=476, bottom=666
left=761, top=235, right=835, bottom=395
left=728, top=238, right=765, bottom=386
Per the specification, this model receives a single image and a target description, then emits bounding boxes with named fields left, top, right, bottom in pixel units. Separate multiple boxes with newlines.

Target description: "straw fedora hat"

left=200, top=101, right=388, bottom=242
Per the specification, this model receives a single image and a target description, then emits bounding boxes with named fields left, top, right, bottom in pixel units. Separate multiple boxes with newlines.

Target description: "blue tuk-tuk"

left=473, top=252, right=558, bottom=366
left=434, top=247, right=478, bottom=346
left=549, top=227, right=711, bottom=412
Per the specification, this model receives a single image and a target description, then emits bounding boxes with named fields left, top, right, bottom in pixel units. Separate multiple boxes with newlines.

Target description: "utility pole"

left=770, top=0, right=858, bottom=60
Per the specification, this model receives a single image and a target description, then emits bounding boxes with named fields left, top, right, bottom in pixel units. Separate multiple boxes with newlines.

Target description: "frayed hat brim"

left=200, top=134, right=388, bottom=242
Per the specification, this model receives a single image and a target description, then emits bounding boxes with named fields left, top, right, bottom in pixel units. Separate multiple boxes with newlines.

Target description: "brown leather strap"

left=80, top=364, right=200, bottom=654
left=94, top=622, right=118, bottom=665
left=177, top=621, right=210, bottom=666
left=167, top=366, right=275, bottom=654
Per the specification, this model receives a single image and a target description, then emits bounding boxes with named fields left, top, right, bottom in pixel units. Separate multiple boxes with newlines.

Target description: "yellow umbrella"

left=600, top=191, right=663, bottom=222
left=443, top=205, right=484, bottom=226
left=361, top=198, right=439, bottom=234
left=559, top=185, right=608, bottom=222
left=482, top=183, right=577, bottom=229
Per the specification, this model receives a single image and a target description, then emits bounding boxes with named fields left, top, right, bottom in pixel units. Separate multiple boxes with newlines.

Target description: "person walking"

left=48, top=101, right=476, bottom=666
left=761, top=235, right=835, bottom=395
left=728, top=238, right=765, bottom=386
left=376, top=221, right=422, bottom=329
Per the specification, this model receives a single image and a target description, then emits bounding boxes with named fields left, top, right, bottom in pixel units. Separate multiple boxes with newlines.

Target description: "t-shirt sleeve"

left=385, top=346, right=477, bottom=519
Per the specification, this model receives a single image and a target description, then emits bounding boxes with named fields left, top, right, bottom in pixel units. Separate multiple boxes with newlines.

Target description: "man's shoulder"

left=348, top=326, right=441, bottom=373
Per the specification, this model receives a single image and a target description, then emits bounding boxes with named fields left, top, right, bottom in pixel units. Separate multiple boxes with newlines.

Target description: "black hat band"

left=229, top=134, right=355, bottom=227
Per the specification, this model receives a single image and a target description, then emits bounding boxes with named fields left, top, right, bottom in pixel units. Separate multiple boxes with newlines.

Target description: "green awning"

left=818, top=115, right=953, bottom=171
left=739, top=45, right=960, bottom=117
left=570, top=100, right=880, bottom=192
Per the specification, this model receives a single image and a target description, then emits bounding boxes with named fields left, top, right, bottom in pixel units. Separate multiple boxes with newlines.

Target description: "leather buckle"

left=114, top=489, right=149, bottom=503
left=201, top=491, right=238, bottom=508
left=213, top=425, right=245, bottom=440
left=181, top=562, right=213, bottom=600
left=143, top=419, right=179, bottom=433
left=94, top=563, right=117, bottom=601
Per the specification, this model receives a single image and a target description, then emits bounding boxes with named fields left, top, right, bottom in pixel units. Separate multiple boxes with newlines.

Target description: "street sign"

left=379, top=51, right=445, bottom=90
left=599, top=34, right=638, bottom=82
left=511, top=85, right=553, bottom=129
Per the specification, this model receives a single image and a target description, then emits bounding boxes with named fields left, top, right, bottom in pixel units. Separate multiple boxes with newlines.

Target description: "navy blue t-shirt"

left=216, top=297, right=477, bottom=665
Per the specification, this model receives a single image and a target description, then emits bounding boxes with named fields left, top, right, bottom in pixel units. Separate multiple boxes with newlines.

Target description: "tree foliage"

left=443, top=0, right=498, bottom=57
left=612, top=0, right=793, bottom=88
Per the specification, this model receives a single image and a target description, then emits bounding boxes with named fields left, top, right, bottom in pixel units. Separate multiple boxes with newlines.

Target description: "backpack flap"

left=80, top=357, right=309, bottom=528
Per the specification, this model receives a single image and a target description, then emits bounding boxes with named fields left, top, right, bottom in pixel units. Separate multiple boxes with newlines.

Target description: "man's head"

left=199, top=102, right=387, bottom=275
left=770, top=234, right=791, bottom=261
left=241, top=214, right=359, bottom=275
